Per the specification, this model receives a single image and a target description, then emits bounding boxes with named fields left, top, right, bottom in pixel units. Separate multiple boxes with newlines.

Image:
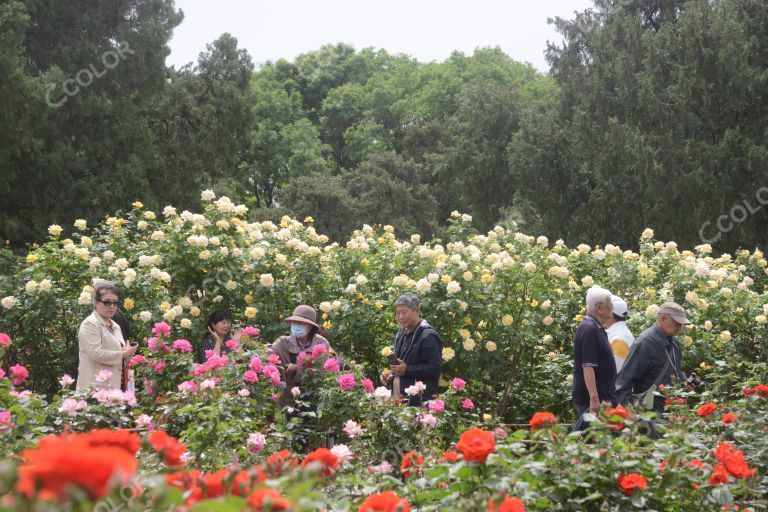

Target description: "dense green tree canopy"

left=2, top=0, right=767, bottom=252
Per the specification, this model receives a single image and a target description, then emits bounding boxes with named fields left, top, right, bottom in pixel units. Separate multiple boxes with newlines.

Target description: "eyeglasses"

left=99, top=300, right=119, bottom=307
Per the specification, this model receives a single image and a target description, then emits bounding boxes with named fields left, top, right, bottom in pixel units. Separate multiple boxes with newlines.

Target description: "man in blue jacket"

left=382, top=293, right=443, bottom=406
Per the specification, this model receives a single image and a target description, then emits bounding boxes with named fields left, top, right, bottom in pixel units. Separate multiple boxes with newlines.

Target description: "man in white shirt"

left=605, top=295, right=635, bottom=372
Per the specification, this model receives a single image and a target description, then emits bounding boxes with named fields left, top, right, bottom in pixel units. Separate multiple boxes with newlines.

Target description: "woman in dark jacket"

left=198, top=309, right=242, bottom=363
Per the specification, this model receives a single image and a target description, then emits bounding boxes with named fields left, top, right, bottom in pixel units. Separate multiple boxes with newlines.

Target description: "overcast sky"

left=166, top=0, right=596, bottom=73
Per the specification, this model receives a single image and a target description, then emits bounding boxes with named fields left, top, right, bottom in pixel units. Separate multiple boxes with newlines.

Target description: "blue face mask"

left=290, top=323, right=309, bottom=338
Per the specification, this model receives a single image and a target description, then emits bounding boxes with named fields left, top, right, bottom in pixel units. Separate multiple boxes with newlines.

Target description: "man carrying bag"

left=615, top=302, right=690, bottom=415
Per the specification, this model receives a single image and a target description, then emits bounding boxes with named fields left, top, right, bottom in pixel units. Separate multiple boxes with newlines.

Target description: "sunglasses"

left=99, top=300, right=119, bottom=307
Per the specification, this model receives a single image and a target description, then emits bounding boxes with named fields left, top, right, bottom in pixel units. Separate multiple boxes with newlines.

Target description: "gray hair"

left=585, top=286, right=611, bottom=315
left=394, top=292, right=420, bottom=311
left=92, top=279, right=120, bottom=307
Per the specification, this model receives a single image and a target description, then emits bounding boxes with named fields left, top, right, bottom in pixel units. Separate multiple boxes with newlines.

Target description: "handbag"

left=631, top=348, right=674, bottom=410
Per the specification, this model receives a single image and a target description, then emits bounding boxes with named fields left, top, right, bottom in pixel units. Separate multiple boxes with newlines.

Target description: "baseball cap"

left=658, top=302, right=690, bottom=324
left=610, top=295, right=629, bottom=319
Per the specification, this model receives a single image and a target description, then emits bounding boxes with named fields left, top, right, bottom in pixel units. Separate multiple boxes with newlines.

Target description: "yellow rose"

left=26, top=254, right=38, bottom=263
left=442, top=347, right=455, bottom=361
left=244, top=307, right=257, bottom=319
left=160, top=301, right=171, bottom=312
left=132, top=201, right=143, bottom=208
left=381, top=346, right=393, bottom=357
left=501, top=314, right=513, bottom=326
left=190, top=306, right=201, bottom=317
left=123, top=298, right=134, bottom=310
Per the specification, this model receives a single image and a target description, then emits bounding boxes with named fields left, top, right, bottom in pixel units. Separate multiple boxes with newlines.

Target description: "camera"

left=685, top=372, right=700, bottom=388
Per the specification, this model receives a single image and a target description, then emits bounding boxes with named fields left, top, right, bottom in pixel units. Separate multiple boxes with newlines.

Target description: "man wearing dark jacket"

left=615, top=302, right=690, bottom=414
left=382, top=293, right=443, bottom=406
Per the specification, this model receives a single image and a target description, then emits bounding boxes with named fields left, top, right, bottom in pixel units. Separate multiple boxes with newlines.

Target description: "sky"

left=166, top=0, right=596, bottom=73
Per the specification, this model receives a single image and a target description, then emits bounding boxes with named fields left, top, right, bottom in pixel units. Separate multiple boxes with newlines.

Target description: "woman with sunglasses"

left=76, top=280, right=137, bottom=390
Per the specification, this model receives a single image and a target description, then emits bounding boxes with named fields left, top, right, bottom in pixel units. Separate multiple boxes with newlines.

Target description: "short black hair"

left=207, top=309, right=233, bottom=329
left=612, top=313, right=627, bottom=322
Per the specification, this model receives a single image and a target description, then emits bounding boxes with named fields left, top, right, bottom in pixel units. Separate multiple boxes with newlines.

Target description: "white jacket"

left=76, top=311, right=126, bottom=390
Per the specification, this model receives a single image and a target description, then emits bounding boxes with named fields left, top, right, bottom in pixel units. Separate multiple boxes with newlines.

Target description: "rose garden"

left=1, top=192, right=767, bottom=511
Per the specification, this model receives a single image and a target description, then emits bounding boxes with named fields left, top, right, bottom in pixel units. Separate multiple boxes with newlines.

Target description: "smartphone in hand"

left=387, top=353, right=399, bottom=365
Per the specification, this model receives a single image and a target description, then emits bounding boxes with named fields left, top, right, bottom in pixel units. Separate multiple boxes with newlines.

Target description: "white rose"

left=446, top=281, right=461, bottom=295
left=139, top=311, right=152, bottom=322
left=2, top=296, right=17, bottom=309
left=201, top=189, right=216, bottom=201
left=260, top=274, right=275, bottom=287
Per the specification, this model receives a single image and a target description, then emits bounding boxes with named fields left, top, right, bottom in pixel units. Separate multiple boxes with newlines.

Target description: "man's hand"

left=285, top=363, right=298, bottom=377
left=390, top=359, right=406, bottom=377
left=589, top=395, right=600, bottom=414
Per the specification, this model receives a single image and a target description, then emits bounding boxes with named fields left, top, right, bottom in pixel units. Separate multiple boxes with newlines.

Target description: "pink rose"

left=0, top=333, right=10, bottom=347
left=248, top=355, right=263, bottom=373
left=153, top=360, right=166, bottom=373
left=242, top=326, right=260, bottom=337
left=361, top=378, right=375, bottom=393
left=152, top=322, right=171, bottom=337
left=147, top=337, right=164, bottom=352
left=247, top=432, right=266, bottom=453
left=9, top=364, right=28, bottom=386
left=177, top=380, right=198, bottom=393
left=0, top=410, right=13, bottom=433
left=262, top=364, right=281, bottom=384
left=428, top=399, right=445, bottom=413
left=243, top=370, right=260, bottom=383
left=225, top=339, right=239, bottom=351
left=338, top=373, right=356, bottom=390
left=323, top=358, right=340, bottom=373
left=451, top=378, right=466, bottom=391
left=311, top=344, right=328, bottom=359
left=129, top=355, right=147, bottom=368
left=461, top=398, right=475, bottom=410
left=172, top=339, right=193, bottom=352
left=267, top=354, right=281, bottom=365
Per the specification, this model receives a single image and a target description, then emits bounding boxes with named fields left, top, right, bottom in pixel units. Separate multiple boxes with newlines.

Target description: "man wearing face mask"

left=266, top=304, right=332, bottom=407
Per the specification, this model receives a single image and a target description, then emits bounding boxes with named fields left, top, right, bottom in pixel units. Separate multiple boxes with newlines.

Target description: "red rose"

left=456, top=428, right=496, bottom=463
left=709, top=464, right=729, bottom=485
left=246, top=488, right=292, bottom=511
left=16, top=432, right=137, bottom=500
left=358, top=491, right=412, bottom=512
left=721, top=413, right=737, bottom=425
left=301, top=448, right=339, bottom=478
left=617, top=473, right=648, bottom=496
left=603, top=405, right=629, bottom=430
left=400, top=450, right=424, bottom=477
left=438, top=450, right=460, bottom=463
left=265, top=449, right=298, bottom=477
left=528, top=411, right=557, bottom=431
left=487, top=496, right=526, bottom=512
left=149, top=430, right=186, bottom=466
left=754, top=384, right=768, bottom=397
left=714, top=443, right=755, bottom=479
left=696, top=402, right=717, bottom=418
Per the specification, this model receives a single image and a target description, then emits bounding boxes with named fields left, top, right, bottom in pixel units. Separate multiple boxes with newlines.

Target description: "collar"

left=585, top=314, right=606, bottom=331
